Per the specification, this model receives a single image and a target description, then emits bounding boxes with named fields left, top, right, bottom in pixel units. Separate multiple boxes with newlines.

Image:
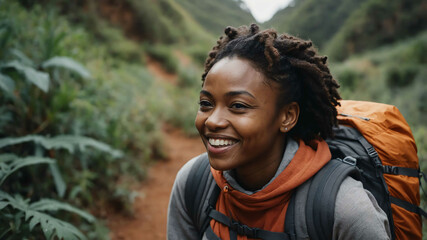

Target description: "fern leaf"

left=0, top=191, right=88, bottom=240
left=42, top=56, right=91, bottom=79
left=0, top=135, right=123, bottom=158
left=30, top=199, right=95, bottom=222
left=49, top=163, right=66, bottom=198
left=0, top=191, right=28, bottom=210
left=10, top=49, right=35, bottom=67
left=2, top=60, right=49, bottom=92
left=26, top=210, right=87, bottom=240
left=0, top=156, right=55, bottom=186
left=0, top=153, right=18, bottom=162
left=0, top=72, right=15, bottom=94
left=0, top=201, right=9, bottom=210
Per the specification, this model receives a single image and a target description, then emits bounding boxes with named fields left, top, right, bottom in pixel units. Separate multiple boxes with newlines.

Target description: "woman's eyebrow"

left=200, top=90, right=212, bottom=97
left=225, top=91, right=255, bottom=99
left=200, top=90, right=255, bottom=99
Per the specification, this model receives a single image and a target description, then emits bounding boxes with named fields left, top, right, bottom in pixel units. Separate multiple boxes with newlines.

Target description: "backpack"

left=184, top=100, right=427, bottom=240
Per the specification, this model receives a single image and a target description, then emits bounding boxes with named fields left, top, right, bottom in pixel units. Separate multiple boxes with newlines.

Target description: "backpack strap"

left=284, top=191, right=297, bottom=240
left=305, top=157, right=361, bottom=240
left=205, top=189, right=293, bottom=240
left=186, top=154, right=296, bottom=239
left=184, top=153, right=211, bottom=237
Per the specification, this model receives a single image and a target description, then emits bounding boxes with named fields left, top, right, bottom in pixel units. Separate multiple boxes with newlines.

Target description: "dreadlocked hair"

left=202, top=24, right=341, bottom=143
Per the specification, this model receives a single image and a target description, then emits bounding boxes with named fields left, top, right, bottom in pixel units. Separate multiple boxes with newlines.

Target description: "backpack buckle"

left=342, top=156, right=357, bottom=166
left=231, top=221, right=258, bottom=238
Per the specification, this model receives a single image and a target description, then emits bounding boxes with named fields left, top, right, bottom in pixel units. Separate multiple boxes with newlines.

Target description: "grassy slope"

left=267, top=0, right=427, bottom=61
left=174, top=0, right=256, bottom=36
left=324, top=0, right=427, bottom=60
left=265, top=0, right=369, bottom=49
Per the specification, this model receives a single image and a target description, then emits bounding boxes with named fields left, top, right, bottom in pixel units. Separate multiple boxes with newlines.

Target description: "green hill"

left=266, top=0, right=427, bottom=60
left=325, top=0, right=427, bottom=60
left=174, top=0, right=256, bottom=36
left=265, top=0, right=369, bottom=49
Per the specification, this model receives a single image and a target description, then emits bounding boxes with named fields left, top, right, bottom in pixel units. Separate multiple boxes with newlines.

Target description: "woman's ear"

left=279, top=102, right=299, bottom=133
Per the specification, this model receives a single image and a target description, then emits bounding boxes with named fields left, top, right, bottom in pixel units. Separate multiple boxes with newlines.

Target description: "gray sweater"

left=167, top=139, right=391, bottom=239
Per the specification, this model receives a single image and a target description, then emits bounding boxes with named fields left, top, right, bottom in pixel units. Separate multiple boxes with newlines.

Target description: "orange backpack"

left=184, top=100, right=426, bottom=239
left=332, top=100, right=424, bottom=239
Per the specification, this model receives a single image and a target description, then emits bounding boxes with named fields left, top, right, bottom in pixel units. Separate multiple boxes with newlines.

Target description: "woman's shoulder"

left=333, top=177, right=391, bottom=239
left=175, top=152, right=208, bottom=183
left=172, top=152, right=212, bottom=198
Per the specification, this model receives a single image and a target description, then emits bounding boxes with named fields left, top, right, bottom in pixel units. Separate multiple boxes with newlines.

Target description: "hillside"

left=265, top=0, right=369, bottom=49
left=174, top=0, right=256, bottom=36
left=267, top=0, right=427, bottom=60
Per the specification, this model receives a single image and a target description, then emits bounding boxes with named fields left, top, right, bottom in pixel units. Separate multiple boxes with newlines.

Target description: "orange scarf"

left=210, top=139, right=331, bottom=240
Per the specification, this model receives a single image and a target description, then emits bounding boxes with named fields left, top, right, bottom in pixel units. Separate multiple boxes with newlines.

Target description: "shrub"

left=336, top=68, right=362, bottom=90
left=144, top=44, right=179, bottom=73
left=177, top=65, right=201, bottom=88
left=385, top=64, right=418, bottom=88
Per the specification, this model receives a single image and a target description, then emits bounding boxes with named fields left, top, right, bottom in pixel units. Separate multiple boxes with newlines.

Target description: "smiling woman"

left=196, top=57, right=294, bottom=190
left=167, top=24, right=391, bottom=240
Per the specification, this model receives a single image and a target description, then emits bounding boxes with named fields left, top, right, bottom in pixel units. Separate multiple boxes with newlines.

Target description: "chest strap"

left=205, top=185, right=293, bottom=240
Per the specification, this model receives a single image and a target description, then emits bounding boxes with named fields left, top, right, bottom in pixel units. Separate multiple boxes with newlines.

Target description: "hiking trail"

left=106, top=57, right=205, bottom=240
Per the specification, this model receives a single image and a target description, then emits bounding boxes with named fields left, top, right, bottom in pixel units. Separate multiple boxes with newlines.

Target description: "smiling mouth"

left=208, top=138, right=238, bottom=148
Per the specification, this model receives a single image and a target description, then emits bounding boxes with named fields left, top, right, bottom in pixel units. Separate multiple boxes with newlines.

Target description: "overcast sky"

left=242, top=0, right=293, bottom=23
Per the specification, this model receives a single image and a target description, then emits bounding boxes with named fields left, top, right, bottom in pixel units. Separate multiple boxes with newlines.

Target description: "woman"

left=167, top=24, right=390, bottom=240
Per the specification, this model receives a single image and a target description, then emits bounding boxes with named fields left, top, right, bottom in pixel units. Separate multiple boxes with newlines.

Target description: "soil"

left=107, top=126, right=205, bottom=240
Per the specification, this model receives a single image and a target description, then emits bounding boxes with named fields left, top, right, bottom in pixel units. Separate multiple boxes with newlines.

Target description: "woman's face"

left=195, top=57, right=290, bottom=175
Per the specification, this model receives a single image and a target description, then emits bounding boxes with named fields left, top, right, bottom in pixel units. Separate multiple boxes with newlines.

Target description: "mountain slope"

left=324, top=0, right=427, bottom=60
left=174, top=0, right=256, bottom=36
left=265, top=0, right=369, bottom=49
left=266, top=0, right=427, bottom=61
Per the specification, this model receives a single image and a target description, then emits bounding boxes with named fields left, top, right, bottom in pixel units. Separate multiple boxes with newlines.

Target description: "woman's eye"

left=230, top=102, right=249, bottom=110
left=199, top=100, right=212, bottom=108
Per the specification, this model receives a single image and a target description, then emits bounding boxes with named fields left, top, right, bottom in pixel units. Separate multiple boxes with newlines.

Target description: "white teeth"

left=208, top=138, right=237, bottom=147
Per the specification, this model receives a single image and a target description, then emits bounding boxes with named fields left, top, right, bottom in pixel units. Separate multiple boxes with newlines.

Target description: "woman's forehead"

left=203, top=57, right=280, bottom=100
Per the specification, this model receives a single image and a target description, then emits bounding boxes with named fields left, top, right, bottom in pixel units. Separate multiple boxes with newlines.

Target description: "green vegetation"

left=0, top=1, right=197, bottom=238
left=175, top=0, right=256, bottom=36
left=265, top=0, right=369, bottom=49
left=267, top=0, right=427, bottom=60
left=325, top=0, right=427, bottom=60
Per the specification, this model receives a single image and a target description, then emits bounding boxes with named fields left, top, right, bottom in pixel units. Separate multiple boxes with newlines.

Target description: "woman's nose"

left=205, top=108, right=228, bottom=130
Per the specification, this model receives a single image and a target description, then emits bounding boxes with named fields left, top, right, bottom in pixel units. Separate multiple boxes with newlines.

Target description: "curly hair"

left=202, top=24, right=341, bottom=143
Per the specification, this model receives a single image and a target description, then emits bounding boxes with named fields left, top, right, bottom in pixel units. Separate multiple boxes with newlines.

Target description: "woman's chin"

left=208, top=158, right=234, bottom=171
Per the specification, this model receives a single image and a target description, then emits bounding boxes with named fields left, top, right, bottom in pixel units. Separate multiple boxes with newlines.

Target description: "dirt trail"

left=107, top=126, right=205, bottom=239
left=107, top=57, right=205, bottom=239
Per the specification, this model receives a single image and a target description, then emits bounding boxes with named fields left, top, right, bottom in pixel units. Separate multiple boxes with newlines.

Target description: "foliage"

left=0, top=190, right=94, bottom=240
left=325, top=0, right=427, bottom=60
left=0, top=1, right=169, bottom=238
left=267, top=0, right=427, bottom=60
left=177, top=65, right=202, bottom=89
left=384, top=64, right=418, bottom=88
left=144, top=44, right=179, bottom=73
left=266, top=0, right=369, bottom=49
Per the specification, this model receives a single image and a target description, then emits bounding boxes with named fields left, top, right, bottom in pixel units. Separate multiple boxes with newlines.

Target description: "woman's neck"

left=234, top=142, right=286, bottom=191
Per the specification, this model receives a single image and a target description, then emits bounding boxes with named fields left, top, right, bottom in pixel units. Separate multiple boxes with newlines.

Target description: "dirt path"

left=107, top=126, right=205, bottom=240
left=106, top=54, right=205, bottom=239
